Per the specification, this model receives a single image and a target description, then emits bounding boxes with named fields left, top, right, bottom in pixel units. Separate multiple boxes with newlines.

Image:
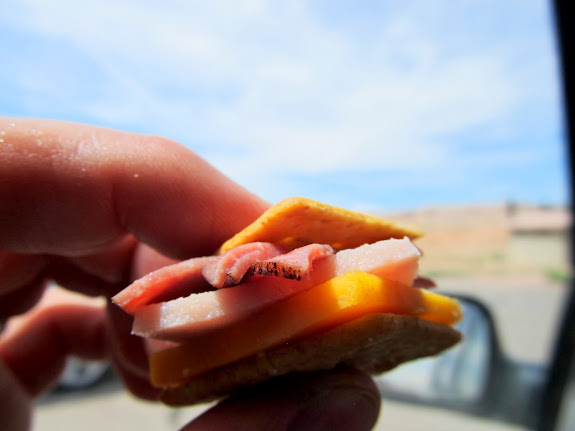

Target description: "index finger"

left=0, top=118, right=269, bottom=259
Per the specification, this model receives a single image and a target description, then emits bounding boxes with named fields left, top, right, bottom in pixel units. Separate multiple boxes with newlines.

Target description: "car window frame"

left=537, top=1, right=575, bottom=430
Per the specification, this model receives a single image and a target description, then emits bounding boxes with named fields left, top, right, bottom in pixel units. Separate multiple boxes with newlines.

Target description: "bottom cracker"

left=160, top=313, right=461, bottom=406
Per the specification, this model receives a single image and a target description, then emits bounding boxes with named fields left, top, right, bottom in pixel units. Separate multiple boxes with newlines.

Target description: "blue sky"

left=0, top=0, right=568, bottom=212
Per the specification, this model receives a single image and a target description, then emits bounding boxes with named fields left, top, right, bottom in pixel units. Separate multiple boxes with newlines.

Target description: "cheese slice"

left=149, top=271, right=461, bottom=387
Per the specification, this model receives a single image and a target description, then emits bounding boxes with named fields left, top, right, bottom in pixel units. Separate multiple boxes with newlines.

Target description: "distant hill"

left=383, top=203, right=571, bottom=282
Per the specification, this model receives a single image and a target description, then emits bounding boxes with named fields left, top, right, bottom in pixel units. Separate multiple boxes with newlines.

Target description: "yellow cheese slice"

left=150, top=271, right=461, bottom=387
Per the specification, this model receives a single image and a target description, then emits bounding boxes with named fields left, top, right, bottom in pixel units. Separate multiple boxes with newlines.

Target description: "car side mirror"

left=376, top=295, right=547, bottom=429
left=376, top=297, right=493, bottom=406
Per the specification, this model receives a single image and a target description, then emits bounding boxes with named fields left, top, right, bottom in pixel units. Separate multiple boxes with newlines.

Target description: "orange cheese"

left=149, top=271, right=461, bottom=387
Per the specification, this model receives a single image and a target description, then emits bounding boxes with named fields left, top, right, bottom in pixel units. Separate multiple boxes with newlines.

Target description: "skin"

left=0, top=118, right=381, bottom=431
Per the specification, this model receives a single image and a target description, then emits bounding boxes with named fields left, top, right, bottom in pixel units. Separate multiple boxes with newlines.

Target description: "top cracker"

left=218, top=197, right=423, bottom=254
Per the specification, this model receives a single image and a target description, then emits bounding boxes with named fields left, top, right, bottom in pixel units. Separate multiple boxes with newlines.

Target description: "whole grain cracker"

left=160, top=313, right=461, bottom=406
left=219, top=197, right=423, bottom=254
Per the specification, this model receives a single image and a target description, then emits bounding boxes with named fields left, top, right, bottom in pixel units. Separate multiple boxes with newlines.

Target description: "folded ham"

left=201, top=242, right=288, bottom=287
left=113, top=256, right=216, bottom=314
left=248, top=244, right=334, bottom=280
left=123, top=237, right=422, bottom=340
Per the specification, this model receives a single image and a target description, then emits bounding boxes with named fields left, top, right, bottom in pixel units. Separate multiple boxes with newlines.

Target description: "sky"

left=0, top=0, right=568, bottom=212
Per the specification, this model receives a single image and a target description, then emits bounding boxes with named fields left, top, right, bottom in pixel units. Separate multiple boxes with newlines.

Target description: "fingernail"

left=287, top=386, right=380, bottom=431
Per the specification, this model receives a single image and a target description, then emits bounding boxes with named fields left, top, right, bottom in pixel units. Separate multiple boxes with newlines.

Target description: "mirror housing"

left=377, top=295, right=547, bottom=429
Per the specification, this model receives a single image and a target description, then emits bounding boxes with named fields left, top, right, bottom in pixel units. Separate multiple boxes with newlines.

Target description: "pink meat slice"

left=132, top=276, right=317, bottom=339
left=132, top=237, right=421, bottom=340
left=249, top=244, right=334, bottom=281
left=202, top=242, right=288, bottom=288
left=314, top=237, right=420, bottom=285
left=112, top=256, right=216, bottom=314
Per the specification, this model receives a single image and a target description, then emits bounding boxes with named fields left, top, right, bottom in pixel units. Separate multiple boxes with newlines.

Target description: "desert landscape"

left=385, top=202, right=571, bottom=284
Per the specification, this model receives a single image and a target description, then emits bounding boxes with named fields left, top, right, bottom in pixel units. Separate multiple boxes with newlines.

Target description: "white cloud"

left=2, top=0, right=562, bottom=207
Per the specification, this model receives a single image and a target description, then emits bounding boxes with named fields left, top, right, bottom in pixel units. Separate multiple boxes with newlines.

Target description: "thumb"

left=0, top=360, right=31, bottom=431
left=181, top=368, right=381, bottom=431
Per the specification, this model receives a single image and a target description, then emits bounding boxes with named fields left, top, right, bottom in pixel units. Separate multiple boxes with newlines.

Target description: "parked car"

left=57, top=357, right=110, bottom=391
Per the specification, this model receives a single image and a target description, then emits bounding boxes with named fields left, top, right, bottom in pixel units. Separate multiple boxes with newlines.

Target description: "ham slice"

left=202, top=242, right=287, bottom=288
left=317, top=238, right=420, bottom=283
left=132, top=237, right=421, bottom=340
left=115, top=243, right=327, bottom=314
left=113, top=256, right=216, bottom=314
left=249, top=244, right=333, bottom=281
left=133, top=276, right=316, bottom=339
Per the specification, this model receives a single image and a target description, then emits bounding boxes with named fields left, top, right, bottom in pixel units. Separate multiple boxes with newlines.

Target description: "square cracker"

left=219, top=197, right=423, bottom=254
left=160, top=313, right=461, bottom=406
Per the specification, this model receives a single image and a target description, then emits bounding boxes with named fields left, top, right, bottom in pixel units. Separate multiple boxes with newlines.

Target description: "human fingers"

left=0, top=116, right=270, bottom=408
left=0, top=287, right=107, bottom=431
left=182, top=369, right=381, bottom=431
left=0, top=236, right=137, bottom=321
left=0, top=287, right=107, bottom=397
left=0, top=275, right=46, bottom=322
left=0, top=117, right=268, bottom=261
left=0, top=252, right=47, bottom=296
left=107, top=343, right=161, bottom=402
left=0, top=360, right=31, bottom=431
left=105, top=300, right=150, bottom=381
left=0, top=116, right=268, bottom=325
left=0, top=284, right=160, bottom=405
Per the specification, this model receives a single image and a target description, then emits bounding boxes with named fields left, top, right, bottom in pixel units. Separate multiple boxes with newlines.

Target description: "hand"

left=0, top=118, right=381, bottom=431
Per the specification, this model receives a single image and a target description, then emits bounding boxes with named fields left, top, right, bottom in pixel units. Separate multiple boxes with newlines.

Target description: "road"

left=33, top=279, right=569, bottom=431
left=436, top=278, right=567, bottom=364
